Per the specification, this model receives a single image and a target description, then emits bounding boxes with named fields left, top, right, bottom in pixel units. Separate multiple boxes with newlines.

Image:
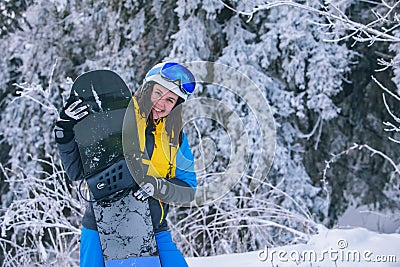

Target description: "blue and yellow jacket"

left=57, top=99, right=197, bottom=233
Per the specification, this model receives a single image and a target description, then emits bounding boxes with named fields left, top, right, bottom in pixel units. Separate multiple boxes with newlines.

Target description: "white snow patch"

left=186, top=226, right=400, bottom=267
left=91, top=82, right=103, bottom=112
left=338, top=205, right=400, bottom=233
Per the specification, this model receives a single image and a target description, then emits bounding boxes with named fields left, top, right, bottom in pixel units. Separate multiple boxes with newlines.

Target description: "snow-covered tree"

left=1, top=0, right=399, bottom=265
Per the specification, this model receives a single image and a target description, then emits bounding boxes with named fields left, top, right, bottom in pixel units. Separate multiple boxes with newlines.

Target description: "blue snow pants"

left=80, top=227, right=188, bottom=267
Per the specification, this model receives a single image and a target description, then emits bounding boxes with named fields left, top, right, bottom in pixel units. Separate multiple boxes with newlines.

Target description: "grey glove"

left=134, top=176, right=167, bottom=201
left=134, top=175, right=195, bottom=204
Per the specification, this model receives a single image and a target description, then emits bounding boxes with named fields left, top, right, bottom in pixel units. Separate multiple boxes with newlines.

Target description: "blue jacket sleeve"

left=175, top=133, right=197, bottom=191
left=57, top=139, right=85, bottom=181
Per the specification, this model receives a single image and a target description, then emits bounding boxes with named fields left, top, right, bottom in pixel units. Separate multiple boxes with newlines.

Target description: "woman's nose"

left=156, top=97, right=167, bottom=105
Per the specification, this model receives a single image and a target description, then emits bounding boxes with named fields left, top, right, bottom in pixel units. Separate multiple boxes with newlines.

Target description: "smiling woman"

left=54, top=62, right=198, bottom=267
left=127, top=62, right=198, bottom=267
left=150, top=84, right=179, bottom=120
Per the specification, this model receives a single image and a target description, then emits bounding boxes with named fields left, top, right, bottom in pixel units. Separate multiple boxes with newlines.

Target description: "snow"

left=1, top=1, right=399, bottom=265
left=338, top=205, right=400, bottom=234
left=91, top=83, right=103, bottom=112
left=186, top=226, right=400, bottom=267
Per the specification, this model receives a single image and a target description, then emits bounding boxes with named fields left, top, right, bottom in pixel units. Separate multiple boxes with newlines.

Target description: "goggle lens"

left=145, top=62, right=196, bottom=95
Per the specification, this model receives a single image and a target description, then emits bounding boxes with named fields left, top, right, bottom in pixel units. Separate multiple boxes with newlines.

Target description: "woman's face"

left=150, top=83, right=179, bottom=120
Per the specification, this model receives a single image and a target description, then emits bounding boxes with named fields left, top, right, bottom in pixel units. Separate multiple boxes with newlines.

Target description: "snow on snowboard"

left=71, top=70, right=161, bottom=266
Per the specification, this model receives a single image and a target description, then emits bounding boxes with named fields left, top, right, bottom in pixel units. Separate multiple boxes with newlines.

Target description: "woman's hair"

left=134, top=81, right=184, bottom=146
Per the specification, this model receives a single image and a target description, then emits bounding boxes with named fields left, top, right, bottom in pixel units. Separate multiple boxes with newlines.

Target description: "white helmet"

left=144, top=62, right=196, bottom=101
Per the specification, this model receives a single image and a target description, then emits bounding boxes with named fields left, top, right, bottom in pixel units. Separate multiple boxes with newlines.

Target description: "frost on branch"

left=168, top=178, right=319, bottom=257
left=0, top=159, right=82, bottom=266
left=0, top=80, right=84, bottom=265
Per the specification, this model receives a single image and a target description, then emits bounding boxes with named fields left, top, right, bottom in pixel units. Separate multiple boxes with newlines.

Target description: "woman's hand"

left=54, top=95, right=89, bottom=144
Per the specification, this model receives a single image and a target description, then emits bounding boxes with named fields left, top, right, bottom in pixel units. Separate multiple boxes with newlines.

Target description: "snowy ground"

left=186, top=226, right=400, bottom=267
left=338, top=205, right=400, bottom=233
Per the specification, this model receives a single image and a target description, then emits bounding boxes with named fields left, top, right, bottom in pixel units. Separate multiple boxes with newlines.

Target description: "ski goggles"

left=145, top=62, right=196, bottom=96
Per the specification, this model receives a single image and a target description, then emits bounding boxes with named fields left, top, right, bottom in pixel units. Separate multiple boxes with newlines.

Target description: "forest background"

left=0, top=0, right=399, bottom=265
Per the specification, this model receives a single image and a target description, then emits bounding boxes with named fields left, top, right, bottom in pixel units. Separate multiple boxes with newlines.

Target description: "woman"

left=54, top=62, right=197, bottom=267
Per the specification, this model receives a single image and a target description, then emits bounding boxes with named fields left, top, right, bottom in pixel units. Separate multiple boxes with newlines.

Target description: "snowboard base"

left=106, top=256, right=161, bottom=267
left=93, top=192, right=159, bottom=261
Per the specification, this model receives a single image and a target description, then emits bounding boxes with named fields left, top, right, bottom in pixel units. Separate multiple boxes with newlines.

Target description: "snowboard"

left=71, top=70, right=161, bottom=266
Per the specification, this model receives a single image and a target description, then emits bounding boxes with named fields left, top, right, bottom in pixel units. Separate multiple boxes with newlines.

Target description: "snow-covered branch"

left=0, top=158, right=83, bottom=266
left=370, top=76, right=400, bottom=144
left=169, top=178, right=319, bottom=257
left=324, top=143, right=400, bottom=176
left=0, top=61, right=81, bottom=265
left=322, top=143, right=400, bottom=204
left=220, top=0, right=400, bottom=44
